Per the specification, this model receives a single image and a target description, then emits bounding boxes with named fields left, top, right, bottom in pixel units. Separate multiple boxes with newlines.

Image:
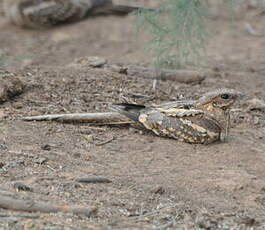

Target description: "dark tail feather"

left=111, top=103, right=146, bottom=122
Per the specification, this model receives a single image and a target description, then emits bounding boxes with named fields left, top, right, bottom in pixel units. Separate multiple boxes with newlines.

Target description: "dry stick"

left=0, top=213, right=39, bottom=219
left=0, top=190, right=97, bottom=217
left=125, top=65, right=207, bottom=84
left=21, top=112, right=132, bottom=124
left=76, top=176, right=111, bottom=184
left=95, top=136, right=115, bottom=146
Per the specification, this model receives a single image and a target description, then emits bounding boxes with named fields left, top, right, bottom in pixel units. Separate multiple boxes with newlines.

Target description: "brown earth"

left=0, top=5, right=265, bottom=230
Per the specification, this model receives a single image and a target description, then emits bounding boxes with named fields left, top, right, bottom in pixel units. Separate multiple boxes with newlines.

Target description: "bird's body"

left=3, top=0, right=92, bottom=28
left=112, top=89, right=242, bottom=144
left=3, top=0, right=144, bottom=28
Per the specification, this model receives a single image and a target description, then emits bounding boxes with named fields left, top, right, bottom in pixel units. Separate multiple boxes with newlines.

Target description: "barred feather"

left=112, top=89, right=242, bottom=144
left=3, top=0, right=151, bottom=28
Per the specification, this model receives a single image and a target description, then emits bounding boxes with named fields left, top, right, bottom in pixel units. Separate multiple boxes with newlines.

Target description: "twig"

left=95, top=136, right=115, bottom=146
left=21, top=112, right=132, bottom=124
left=46, top=164, right=56, bottom=171
left=0, top=189, right=97, bottom=217
left=75, top=57, right=207, bottom=84
left=75, top=176, right=111, bottom=184
left=0, top=213, right=39, bottom=219
left=125, top=66, right=207, bottom=84
left=126, top=91, right=154, bottom=99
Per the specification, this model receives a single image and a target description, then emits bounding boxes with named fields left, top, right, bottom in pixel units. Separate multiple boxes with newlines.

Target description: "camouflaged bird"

left=3, top=0, right=146, bottom=28
left=112, top=89, right=243, bottom=144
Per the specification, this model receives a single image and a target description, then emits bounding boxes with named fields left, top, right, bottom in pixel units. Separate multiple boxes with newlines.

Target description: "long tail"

left=110, top=103, right=146, bottom=122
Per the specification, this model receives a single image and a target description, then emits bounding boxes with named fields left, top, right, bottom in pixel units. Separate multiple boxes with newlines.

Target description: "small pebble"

left=41, top=144, right=51, bottom=151
left=76, top=56, right=107, bottom=68
left=34, top=157, right=48, bottom=165
left=151, top=185, right=165, bottom=195
left=0, top=162, right=5, bottom=168
left=253, top=116, right=259, bottom=125
left=7, top=160, right=25, bottom=168
left=109, top=64, right=127, bottom=74
left=13, top=182, right=32, bottom=192
left=12, top=101, right=23, bottom=109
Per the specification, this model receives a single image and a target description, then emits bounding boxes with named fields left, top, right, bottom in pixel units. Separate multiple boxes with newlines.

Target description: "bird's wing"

left=4, top=0, right=158, bottom=28
left=112, top=102, right=221, bottom=143
left=156, top=107, right=204, bottom=117
left=153, top=100, right=195, bottom=108
left=138, top=104, right=221, bottom=144
left=4, top=0, right=93, bottom=28
left=112, top=101, right=203, bottom=122
left=153, top=100, right=204, bottom=117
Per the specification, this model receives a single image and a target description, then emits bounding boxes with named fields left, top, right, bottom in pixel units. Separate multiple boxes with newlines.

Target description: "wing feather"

left=4, top=0, right=92, bottom=28
left=152, top=100, right=204, bottom=117
left=154, top=100, right=204, bottom=117
left=139, top=109, right=221, bottom=144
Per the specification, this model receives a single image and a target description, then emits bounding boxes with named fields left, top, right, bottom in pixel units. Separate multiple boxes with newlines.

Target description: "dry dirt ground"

left=0, top=5, right=265, bottom=230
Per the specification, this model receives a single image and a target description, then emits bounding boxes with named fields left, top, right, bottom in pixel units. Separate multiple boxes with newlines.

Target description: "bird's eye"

left=221, top=94, right=230, bottom=100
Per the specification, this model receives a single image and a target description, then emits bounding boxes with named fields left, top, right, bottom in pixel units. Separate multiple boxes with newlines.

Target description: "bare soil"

left=0, top=7, right=265, bottom=230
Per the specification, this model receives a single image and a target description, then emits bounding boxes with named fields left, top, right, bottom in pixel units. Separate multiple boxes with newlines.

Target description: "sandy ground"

left=0, top=4, right=265, bottom=230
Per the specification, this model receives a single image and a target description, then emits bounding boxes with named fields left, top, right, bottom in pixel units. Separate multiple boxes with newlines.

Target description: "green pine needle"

left=135, top=0, right=245, bottom=69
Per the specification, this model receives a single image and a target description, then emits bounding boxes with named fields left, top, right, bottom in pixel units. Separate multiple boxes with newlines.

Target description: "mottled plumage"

left=112, top=89, right=243, bottom=144
left=3, top=0, right=143, bottom=28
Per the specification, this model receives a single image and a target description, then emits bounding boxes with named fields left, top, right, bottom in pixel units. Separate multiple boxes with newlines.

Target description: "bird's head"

left=197, top=89, right=243, bottom=114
